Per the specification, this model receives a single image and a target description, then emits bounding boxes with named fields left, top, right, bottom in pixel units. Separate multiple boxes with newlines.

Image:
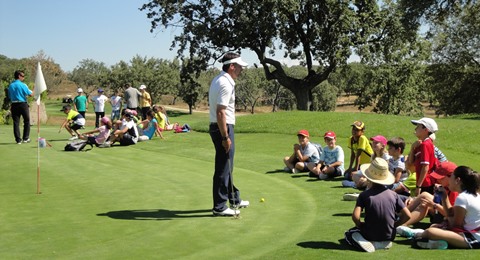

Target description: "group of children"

left=58, top=101, right=186, bottom=147
left=283, top=117, right=480, bottom=252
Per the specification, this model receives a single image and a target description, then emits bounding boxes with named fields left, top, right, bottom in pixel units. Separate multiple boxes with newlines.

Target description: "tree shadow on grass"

left=97, top=208, right=213, bottom=221
left=167, top=110, right=190, bottom=118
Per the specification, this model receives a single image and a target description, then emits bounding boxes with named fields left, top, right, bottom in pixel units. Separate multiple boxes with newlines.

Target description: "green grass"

left=1, top=107, right=479, bottom=259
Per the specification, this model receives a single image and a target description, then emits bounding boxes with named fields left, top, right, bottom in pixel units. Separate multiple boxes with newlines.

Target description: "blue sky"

left=0, top=0, right=188, bottom=72
left=0, top=0, right=357, bottom=73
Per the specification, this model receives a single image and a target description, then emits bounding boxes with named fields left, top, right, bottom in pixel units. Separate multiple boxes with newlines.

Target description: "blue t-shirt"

left=320, top=145, right=345, bottom=174
left=142, top=118, right=158, bottom=139
left=8, top=79, right=32, bottom=102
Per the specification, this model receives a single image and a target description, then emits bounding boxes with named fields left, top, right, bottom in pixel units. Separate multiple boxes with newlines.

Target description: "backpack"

left=311, top=142, right=323, bottom=157
left=64, top=140, right=92, bottom=151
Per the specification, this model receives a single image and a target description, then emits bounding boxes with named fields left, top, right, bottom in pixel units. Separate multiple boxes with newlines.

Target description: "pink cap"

left=101, top=117, right=110, bottom=125
left=370, top=135, right=387, bottom=146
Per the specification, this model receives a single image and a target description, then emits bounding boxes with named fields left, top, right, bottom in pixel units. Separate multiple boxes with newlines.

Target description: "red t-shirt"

left=413, top=138, right=437, bottom=187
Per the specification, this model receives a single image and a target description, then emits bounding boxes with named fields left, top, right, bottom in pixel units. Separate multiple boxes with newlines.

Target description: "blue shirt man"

left=8, top=70, right=33, bottom=144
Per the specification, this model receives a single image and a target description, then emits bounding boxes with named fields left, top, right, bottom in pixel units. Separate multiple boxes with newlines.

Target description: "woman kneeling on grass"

left=415, top=166, right=480, bottom=249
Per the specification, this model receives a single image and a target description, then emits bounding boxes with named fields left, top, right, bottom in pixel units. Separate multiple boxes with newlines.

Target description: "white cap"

left=77, top=88, right=83, bottom=93
left=223, top=57, right=248, bottom=67
left=411, top=117, right=438, bottom=133
left=139, top=85, right=146, bottom=90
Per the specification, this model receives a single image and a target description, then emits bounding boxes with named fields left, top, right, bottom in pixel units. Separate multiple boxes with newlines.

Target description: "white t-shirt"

left=388, top=155, right=407, bottom=182
left=110, top=95, right=122, bottom=111
left=93, top=94, right=109, bottom=112
left=121, top=120, right=139, bottom=143
left=209, top=71, right=235, bottom=125
left=300, top=142, right=320, bottom=163
left=454, top=191, right=480, bottom=232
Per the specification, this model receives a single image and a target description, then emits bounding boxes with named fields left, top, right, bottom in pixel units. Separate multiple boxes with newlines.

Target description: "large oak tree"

left=140, top=0, right=411, bottom=110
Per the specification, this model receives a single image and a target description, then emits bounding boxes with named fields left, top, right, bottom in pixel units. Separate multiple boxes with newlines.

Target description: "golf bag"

left=64, top=140, right=92, bottom=152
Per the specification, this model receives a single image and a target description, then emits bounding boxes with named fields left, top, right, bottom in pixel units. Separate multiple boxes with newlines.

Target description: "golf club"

left=228, top=156, right=240, bottom=219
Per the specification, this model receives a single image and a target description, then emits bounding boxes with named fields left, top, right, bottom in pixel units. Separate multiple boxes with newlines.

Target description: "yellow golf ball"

left=260, top=198, right=265, bottom=202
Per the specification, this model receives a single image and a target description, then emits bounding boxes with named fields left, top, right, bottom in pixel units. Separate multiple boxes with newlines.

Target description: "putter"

left=228, top=156, right=240, bottom=219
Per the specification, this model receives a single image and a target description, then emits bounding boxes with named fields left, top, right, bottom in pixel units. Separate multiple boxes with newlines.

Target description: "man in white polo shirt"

left=209, top=53, right=250, bottom=216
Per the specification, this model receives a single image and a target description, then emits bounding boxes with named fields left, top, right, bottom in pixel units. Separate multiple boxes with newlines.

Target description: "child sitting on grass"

left=352, top=135, right=390, bottom=190
left=344, top=157, right=412, bottom=253
left=343, top=121, right=373, bottom=186
left=138, top=110, right=164, bottom=141
left=283, top=129, right=320, bottom=174
left=79, top=116, right=112, bottom=147
left=386, top=137, right=410, bottom=195
left=307, top=131, right=344, bottom=180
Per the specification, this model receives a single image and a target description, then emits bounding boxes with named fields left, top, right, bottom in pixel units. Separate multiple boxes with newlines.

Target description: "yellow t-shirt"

left=140, top=92, right=151, bottom=107
left=154, top=112, right=166, bottom=130
left=348, top=135, right=373, bottom=166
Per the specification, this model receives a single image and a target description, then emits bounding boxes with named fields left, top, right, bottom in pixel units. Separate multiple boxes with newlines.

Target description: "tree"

left=235, top=68, right=267, bottom=114
left=426, top=2, right=480, bottom=115
left=69, top=59, right=109, bottom=95
left=178, top=59, right=202, bottom=114
left=140, top=0, right=408, bottom=110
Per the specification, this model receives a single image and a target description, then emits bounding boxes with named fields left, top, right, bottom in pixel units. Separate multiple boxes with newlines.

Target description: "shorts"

left=462, top=231, right=480, bottom=249
left=87, top=136, right=100, bottom=147
left=119, top=133, right=137, bottom=146
left=69, top=123, right=83, bottom=131
left=330, top=166, right=343, bottom=177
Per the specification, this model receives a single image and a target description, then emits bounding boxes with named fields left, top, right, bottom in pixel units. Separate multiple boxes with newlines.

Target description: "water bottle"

left=433, top=190, right=443, bottom=204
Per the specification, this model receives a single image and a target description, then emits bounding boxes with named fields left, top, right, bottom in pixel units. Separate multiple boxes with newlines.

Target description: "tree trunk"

left=293, top=89, right=312, bottom=111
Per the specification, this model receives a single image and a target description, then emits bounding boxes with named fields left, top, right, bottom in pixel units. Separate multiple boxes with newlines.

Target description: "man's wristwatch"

left=222, top=136, right=229, bottom=141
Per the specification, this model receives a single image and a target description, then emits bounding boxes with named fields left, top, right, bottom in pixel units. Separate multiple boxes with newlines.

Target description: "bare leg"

left=403, top=193, right=433, bottom=226
left=283, top=154, right=296, bottom=170
left=422, top=227, right=470, bottom=248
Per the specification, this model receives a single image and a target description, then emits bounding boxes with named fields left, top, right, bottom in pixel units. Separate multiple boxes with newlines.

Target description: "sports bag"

left=64, top=140, right=92, bottom=151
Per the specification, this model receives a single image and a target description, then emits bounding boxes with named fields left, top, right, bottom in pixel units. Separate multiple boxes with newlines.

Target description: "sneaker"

left=352, top=232, right=375, bottom=253
left=292, top=168, right=299, bottom=174
left=343, top=193, right=359, bottom=201
left=98, top=141, right=111, bottom=148
left=237, top=200, right=249, bottom=208
left=396, top=226, right=424, bottom=239
left=69, top=136, right=78, bottom=141
left=23, top=138, right=31, bottom=143
left=213, top=208, right=240, bottom=216
left=416, top=239, right=448, bottom=249
left=342, top=180, right=356, bottom=188
left=17, top=142, right=22, bottom=145
left=318, top=173, right=328, bottom=180
left=373, top=241, right=392, bottom=250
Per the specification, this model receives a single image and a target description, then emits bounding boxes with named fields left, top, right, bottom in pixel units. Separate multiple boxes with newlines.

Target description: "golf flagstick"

left=34, top=62, right=47, bottom=195
left=36, top=102, right=41, bottom=194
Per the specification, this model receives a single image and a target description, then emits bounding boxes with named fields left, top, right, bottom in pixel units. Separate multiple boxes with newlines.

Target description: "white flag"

left=34, top=62, right=48, bottom=105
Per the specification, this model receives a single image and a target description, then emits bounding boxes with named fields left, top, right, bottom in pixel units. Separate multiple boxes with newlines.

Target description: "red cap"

left=297, top=130, right=310, bottom=137
left=324, top=131, right=336, bottom=139
left=370, top=135, right=387, bottom=146
left=431, top=161, right=457, bottom=179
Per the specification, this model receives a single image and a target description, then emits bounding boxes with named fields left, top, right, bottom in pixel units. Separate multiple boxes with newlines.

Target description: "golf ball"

left=260, top=198, right=265, bottom=202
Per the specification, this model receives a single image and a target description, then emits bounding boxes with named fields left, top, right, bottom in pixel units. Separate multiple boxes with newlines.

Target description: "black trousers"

left=209, top=123, right=241, bottom=211
left=11, top=102, right=30, bottom=143
left=95, top=112, right=105, bottom=128
left=141, top=107, right=151, bottom=120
